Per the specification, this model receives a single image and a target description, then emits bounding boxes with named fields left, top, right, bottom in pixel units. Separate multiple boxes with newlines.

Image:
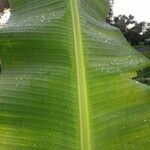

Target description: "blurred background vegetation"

left=0, top=0, right=9, bottom=12
left=107, top=0, right=150, bottom=85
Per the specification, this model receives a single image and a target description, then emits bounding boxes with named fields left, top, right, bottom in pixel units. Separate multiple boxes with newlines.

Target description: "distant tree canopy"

left=107, top=0, right=150, bottom=46
left=0, top=0, right=9, bottom=12
left=143, top=28, right=150, bottom=45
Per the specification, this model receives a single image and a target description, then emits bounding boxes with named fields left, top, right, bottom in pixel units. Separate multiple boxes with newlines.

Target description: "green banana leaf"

left=0, top=0, right=149, bottom=149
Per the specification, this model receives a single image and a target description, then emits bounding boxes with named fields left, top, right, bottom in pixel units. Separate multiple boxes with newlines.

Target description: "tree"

left=113, top=15, right=136, bottom=34
left=106, top=0, right=114, bottom=24
left=143, top=28, right=150, bottom=44
left=124, top=22, right=146, bottom=45
left=0, top=0, right=9, bottom=12
left=106, top=1, right=149, bottom=46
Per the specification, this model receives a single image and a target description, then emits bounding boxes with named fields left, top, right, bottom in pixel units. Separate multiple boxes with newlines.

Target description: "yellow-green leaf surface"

left=0, top=0, right=149, bottom=149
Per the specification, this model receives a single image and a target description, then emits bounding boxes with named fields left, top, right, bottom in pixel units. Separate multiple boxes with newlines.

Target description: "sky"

left=113, top=0, right=150, bottom=22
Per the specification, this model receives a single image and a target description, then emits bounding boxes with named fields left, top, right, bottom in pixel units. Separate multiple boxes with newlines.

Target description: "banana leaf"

left=0, top=0, right=149, bottom=149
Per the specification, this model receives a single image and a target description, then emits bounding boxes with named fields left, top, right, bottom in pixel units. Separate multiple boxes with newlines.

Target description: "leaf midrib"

left=70, top=0, right=91, bottom=150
